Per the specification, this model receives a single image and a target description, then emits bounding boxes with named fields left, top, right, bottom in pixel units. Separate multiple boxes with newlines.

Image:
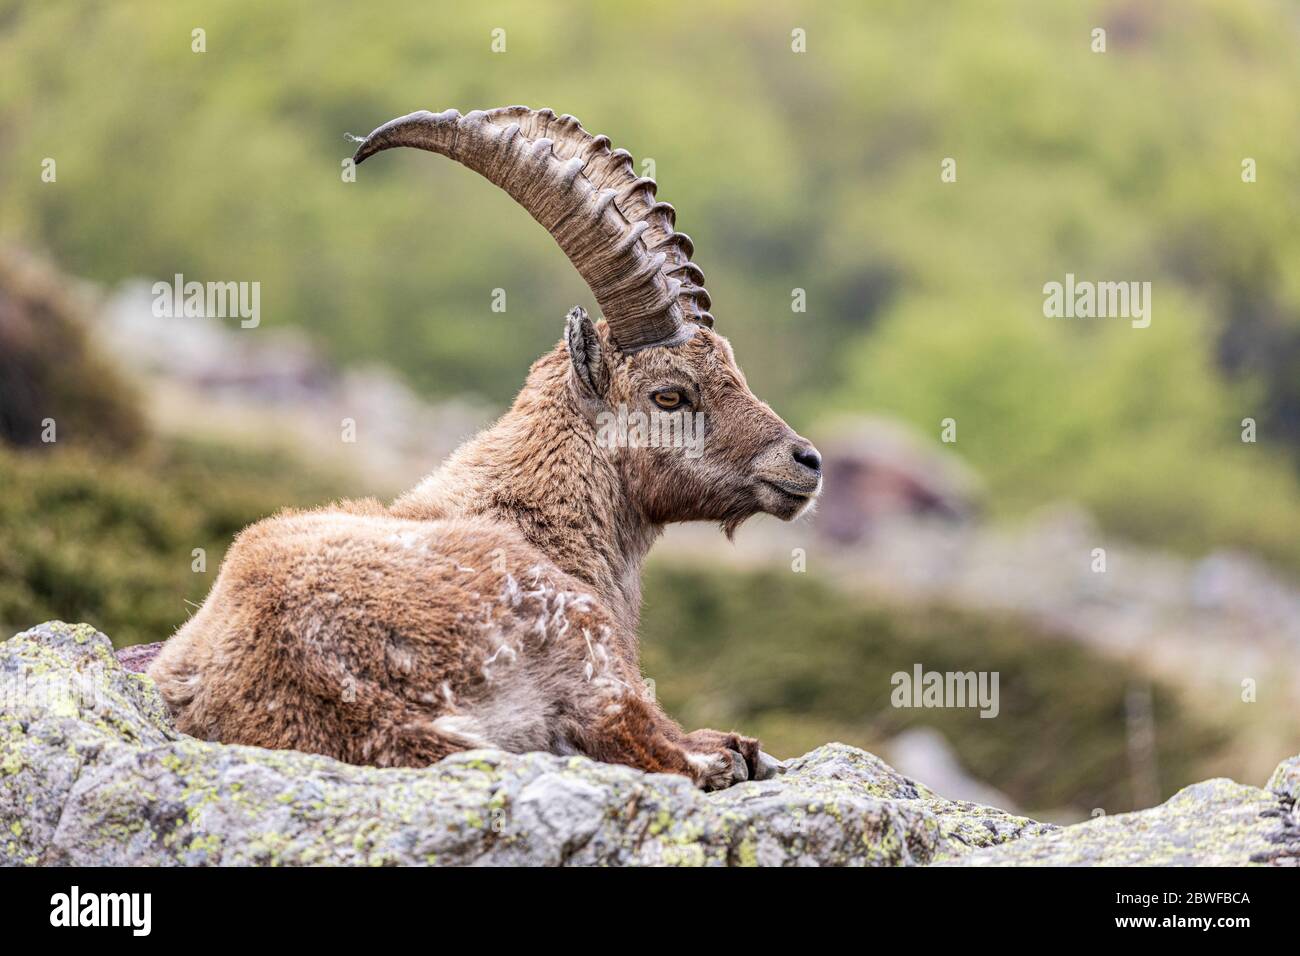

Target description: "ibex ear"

left=565, top=306, right=609, bottom=399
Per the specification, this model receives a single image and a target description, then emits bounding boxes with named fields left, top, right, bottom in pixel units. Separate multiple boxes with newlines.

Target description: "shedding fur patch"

left=481, top=640, right=518, bottom=679
left=390, top=529, right=429, bottom=552
left=580, top=626, right=612, bottom=682
left=496, top=568, right=596, bottom=650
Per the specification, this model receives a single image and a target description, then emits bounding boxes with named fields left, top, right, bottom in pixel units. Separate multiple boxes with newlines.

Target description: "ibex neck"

left=389, top=348, right=659, bottom=629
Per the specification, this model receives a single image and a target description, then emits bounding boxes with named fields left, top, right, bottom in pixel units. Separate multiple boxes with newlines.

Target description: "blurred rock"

left=887, top=727, right=1018, bottom=811
left=837, top=505, right=1300, bottom=708
left=95, top=280, right=493, bottom=493
left=814, top=416, right=981, bottom=545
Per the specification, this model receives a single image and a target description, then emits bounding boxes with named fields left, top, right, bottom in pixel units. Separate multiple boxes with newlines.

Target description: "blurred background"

left=1, top=0, right=1298, bottom=821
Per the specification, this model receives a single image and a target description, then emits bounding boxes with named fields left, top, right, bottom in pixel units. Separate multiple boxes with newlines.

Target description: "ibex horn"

left=352, top=107, right=714, bottom=351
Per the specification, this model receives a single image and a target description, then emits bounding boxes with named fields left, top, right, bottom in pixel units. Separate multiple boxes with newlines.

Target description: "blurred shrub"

left=0, top=439, right=347, bottom=647
left=831, top=291, right=1300, bottom=571
left=641, top=564, right=1227, bottom=815
left=1, top=0, right=1298, bottom=567
left=0, top=249, right=145, bottom=453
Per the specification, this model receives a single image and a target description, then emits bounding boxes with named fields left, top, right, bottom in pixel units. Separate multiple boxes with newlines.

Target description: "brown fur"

left=150, top=316, right=821, bottom=789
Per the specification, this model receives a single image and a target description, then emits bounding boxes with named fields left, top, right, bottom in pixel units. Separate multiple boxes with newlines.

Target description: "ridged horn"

left=351, top=107, right=714, bottom=351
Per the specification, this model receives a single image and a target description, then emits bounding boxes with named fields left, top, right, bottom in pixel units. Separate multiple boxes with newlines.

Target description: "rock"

left=1, top=622, right=1053, bottom=866
left=4, top=622, right=1297, bottom=866
left=950, top=764, right=1300, bottom=867
left=114, top=641, right=162, bottom=673
left=814, top=415, right=982, bottom=545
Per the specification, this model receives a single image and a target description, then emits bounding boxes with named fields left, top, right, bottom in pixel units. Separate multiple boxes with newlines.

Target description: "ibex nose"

left=791, top=442, right=822, bottom=475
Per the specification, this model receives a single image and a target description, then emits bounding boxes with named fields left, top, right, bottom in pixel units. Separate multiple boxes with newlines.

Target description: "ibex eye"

left=652, top=391, right=683, bottom=410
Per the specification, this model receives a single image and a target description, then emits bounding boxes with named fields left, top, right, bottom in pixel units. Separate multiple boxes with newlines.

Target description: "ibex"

left=149, top=107, right=822, bottom=790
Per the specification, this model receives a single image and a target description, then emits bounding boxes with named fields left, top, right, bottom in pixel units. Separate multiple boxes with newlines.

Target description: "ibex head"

left=353, top=107, right=821, bottom=535
left=563, top=306, right=821, bottom=534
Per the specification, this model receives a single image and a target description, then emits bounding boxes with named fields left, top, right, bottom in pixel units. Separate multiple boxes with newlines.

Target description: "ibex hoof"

left=754, top=750, right=786, bottom=780
left=686, top=748, right=749, bottom=791
left=682, top=730, right=777, bottom=790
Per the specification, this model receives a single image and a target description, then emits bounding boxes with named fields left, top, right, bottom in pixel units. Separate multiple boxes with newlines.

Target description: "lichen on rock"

left=949, top=776, right=1298, bottom=867
left=1, top=621, right=1296, bottom=866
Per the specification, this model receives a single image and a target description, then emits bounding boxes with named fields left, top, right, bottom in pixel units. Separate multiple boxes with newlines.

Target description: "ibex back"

left=149, top=107, right=822, bottom=790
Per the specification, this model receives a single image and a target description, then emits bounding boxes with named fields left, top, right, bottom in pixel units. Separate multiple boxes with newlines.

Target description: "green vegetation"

left=2, top=0, right=1299, bottom=564
left=0, top=440, right=348, bottom=647
left=641, top=565, right=1226, bottom=816
left=0, top=251, right=145, bottom=452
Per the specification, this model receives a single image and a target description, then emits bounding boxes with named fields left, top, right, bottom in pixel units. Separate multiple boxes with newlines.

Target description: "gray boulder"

left=0, top=622, right=1051, bottom=866
left=950, top=754, right=1300, bottom=867
left=2, top=622, right=1296, bottom=866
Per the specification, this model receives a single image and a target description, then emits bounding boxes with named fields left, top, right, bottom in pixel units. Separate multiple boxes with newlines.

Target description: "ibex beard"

left=148, top=107, right=823, bottom=790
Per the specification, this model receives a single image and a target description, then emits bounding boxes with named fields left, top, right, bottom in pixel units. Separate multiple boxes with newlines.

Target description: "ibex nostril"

left=793, top=445, right=822, bottom=474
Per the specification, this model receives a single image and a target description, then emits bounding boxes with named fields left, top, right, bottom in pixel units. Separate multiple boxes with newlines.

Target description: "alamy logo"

left=891, top=664, right=1000, bottom=718
left=49, top=886, right=151, bottom=936
left=1042, top=273, right=1151, bottom=328
left=595, top=404, right=706, bottom=459
left=152, top=273, right=260, bottom=328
